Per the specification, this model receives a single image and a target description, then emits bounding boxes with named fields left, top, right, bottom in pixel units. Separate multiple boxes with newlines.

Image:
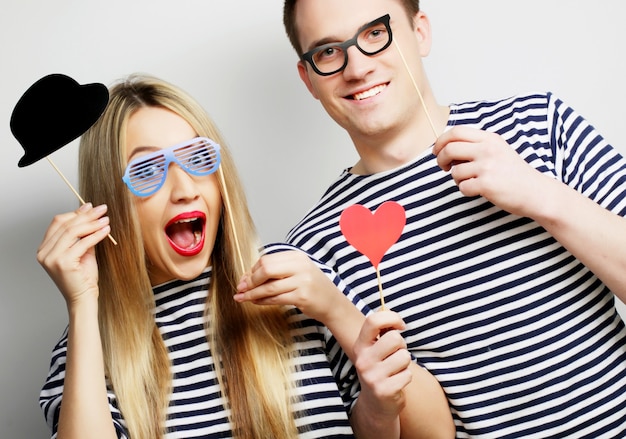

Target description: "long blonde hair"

left=79, top=74, right=300, bottom=439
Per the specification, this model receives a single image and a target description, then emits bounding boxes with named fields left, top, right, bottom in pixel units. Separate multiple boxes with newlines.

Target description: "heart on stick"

left=339, top=201, right=406, bottom=269
left=340, top=201, right=406, bottom=310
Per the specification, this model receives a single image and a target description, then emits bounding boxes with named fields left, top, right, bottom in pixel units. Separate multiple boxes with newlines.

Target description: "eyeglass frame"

left=300, top=14, right=393, bottom=77
left=122, top=136, right=221, bottom=197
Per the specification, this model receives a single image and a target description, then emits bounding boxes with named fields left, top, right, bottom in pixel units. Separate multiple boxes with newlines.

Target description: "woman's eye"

left=188, top=150, right=210, bottom=168
left=137, top=163, right=161, bottom=179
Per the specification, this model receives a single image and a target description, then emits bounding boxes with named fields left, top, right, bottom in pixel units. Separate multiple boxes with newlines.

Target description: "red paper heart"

left=339, top=201, right=406, bottom=268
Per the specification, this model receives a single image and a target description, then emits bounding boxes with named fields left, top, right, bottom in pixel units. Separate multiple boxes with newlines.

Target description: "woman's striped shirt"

left=39, top=263, right=356, bottom=438
left=286, top=92, right=626, bottom=438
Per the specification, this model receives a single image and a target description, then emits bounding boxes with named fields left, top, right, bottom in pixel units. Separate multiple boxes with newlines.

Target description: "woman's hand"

left=235, top=250, right=349, bottom=325
left=37, top=203, right=110, bottom=308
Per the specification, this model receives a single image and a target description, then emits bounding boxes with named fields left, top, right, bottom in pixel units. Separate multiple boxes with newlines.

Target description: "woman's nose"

left=166, top=164, right=200, bottom=202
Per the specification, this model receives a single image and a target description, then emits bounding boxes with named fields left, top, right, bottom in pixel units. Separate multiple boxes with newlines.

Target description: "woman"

left=37, top=74, right=358, bottom=439
left=37, top=74, right=452, bottom=439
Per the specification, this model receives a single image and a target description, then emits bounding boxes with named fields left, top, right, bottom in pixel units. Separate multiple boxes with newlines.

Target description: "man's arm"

left=434, top=125, right=626, bottom=303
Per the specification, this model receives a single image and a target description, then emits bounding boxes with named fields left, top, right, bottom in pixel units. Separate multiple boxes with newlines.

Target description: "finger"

left=381, top=367, right=412, bottom=396
left=56, top=205, right=109, bottom=249
left=449, top=160, right=479, bottom=185
left=384, top=346, right=412, bottom=375
left=433, top=126, right=488, bottom=154
left=368, top=329, right=409, bottom=363
left=357, top=348, right=412, bottom=393
left=41, top=211, right=80, bottom=244
left=69, top=221, right=111, bottom=252
left=243, top=253, right=292, bottom=290
left=357, top=311, right=406, bottom=346
left=435, top=140, right=478, bottom=172
left=38, top=203, right=95, bottom=249
left=38, top=206, right=109, bottom=264
left=39, top=217, right=110, bottom=269
left=235, top=275, right=297, bottom=303
left=242, top=250, right=312, bottom=292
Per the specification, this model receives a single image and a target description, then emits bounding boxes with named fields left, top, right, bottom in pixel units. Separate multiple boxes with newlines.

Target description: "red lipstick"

left=165, top=211, right=206, bottom=256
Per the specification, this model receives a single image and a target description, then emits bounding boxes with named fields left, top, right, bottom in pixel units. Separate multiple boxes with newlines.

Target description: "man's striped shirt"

left=286, top=92, right=626, bottom=438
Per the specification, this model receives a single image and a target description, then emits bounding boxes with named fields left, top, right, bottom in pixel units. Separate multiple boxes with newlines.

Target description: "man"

left=281, top=0, right=626, bottom=436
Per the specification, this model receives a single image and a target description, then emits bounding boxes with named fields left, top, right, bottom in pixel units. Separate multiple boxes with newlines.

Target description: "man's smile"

left=349, top=83, right=388, bottom=100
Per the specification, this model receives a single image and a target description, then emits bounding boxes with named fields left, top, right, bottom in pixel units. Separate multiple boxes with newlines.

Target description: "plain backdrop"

left=1, top=1, right=625, bottom=437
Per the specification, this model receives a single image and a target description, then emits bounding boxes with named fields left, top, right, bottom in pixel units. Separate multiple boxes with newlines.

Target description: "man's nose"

left=341, top=46, right=375, bottom=80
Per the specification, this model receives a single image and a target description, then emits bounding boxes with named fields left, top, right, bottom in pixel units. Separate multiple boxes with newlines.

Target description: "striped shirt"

left=40, top=262, right=356, bottom=438
left=286, top=92, right=626, bottom=438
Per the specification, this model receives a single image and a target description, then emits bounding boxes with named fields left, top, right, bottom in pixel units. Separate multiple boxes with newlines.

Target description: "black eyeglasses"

left=301, top=14, right=393, bottom=77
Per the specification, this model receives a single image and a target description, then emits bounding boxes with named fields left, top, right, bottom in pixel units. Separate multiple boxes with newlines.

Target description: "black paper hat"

left=10, top=73, right=109, bottom=167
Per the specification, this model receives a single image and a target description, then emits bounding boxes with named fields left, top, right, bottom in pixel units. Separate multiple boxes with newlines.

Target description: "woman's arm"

left=235, top=249, right=455, bottom=439
left=37, top=203, right=117, bottom=439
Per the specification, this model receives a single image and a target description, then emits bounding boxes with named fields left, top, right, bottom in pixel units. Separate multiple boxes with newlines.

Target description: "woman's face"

left=125, top=106, right=222, bottom=285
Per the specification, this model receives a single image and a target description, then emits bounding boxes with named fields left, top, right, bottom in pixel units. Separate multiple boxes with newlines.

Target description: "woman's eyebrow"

left=127, top=145, right=160, bottom=160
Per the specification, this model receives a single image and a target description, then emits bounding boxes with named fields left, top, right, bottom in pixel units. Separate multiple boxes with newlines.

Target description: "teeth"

left=353, top=84, right=386, bottom=101
left=176, top=218, right=198, bottom=224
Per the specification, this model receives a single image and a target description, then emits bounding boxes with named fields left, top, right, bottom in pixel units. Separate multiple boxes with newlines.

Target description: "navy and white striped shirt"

left=286, top=92, right=626, bottom=438
left=40, top=261, right=356, bottom=438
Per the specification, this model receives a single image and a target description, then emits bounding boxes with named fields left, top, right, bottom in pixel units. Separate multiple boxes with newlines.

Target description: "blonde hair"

left=79, top=74, right=300, bottom=439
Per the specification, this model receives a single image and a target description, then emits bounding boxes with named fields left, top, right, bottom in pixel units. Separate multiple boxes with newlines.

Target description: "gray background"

left=1, top=1, right=624, bottom=437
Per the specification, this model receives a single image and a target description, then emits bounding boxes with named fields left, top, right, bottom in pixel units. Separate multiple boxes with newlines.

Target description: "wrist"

left=351, top=395, right=401, bottom=439
left=67, top=293, right=99, bottom=320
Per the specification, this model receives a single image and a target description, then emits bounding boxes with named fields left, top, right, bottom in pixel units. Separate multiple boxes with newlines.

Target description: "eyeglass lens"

left=307, top=14, right=391, bottom=76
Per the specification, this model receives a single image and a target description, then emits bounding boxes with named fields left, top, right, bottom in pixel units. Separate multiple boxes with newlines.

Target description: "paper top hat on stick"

left=9, top=73, right=117, bottom=245
left=10, top=73, right=109, bottom=167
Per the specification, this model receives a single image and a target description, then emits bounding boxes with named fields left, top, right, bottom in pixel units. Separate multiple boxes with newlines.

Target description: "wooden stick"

left=46, top=157, right=118, bottom=246
left=393, top=39, right=439, bottom=141
left=375, top=267, right=386, bottom=311
left=217, top=167, right=245, bottom=275
left=370, top=41, right=437, bottom=313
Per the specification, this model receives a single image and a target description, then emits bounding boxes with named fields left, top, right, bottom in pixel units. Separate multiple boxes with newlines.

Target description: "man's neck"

left=350, top=104, right=450, bottom=175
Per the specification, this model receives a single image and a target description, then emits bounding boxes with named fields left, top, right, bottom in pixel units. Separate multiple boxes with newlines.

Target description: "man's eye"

left=322, top=47, right=336, bottom=57
left=314, top=46, right=341, bottom=64
left=364, top=26, right=386, bottom=41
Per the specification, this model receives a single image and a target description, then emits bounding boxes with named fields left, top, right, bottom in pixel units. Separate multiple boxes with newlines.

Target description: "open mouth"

left=165, top=212, right=206, bottom=256
left=348, top=84, right=387, bottom=100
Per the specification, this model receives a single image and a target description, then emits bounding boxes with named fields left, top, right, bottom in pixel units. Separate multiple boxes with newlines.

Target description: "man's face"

left=294, top=0, right=431, bottom=143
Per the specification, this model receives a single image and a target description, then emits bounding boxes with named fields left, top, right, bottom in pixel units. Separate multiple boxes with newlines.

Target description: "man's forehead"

left=296, top=1, right=393, bottom=50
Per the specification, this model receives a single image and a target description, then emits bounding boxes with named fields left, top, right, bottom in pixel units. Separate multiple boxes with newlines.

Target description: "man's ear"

left=413, top=11, right=432, bottom=57
left=297, top=60, right=320, bottom=100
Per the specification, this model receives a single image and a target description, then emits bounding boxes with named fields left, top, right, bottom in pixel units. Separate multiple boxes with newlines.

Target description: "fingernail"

left=79, top=202, right=92, bottom=212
